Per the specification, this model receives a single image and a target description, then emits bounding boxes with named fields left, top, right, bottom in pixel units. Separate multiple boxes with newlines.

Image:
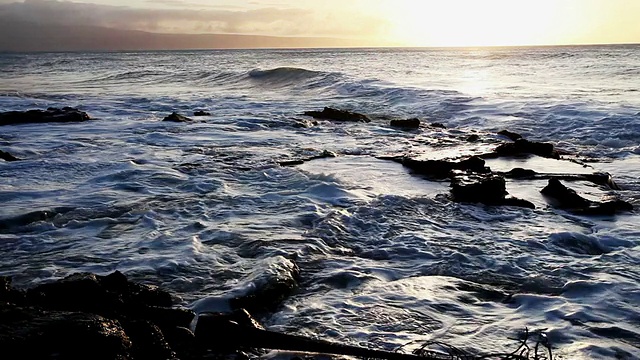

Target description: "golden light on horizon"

left=377, top=0, right=640, bottom=47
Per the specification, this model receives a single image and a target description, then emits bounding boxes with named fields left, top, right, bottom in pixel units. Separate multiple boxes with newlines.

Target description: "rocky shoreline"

left=0, top=270, right=302, bottom=360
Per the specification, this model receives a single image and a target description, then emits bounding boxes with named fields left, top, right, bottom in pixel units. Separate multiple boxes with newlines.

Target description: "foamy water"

left=1, top=46, right=639, bottom=359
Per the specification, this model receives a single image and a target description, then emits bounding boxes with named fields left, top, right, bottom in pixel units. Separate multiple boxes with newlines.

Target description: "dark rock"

left=279, top=150, right=337, bottom=167
left=0, top=150, right=19, bottom=162
left=504, top=168, right=538, bottom=179
left=0, top=107, right=90, bottom=126
left=498, top=130, right=523, bottom=141
left=495, top=138, right=560, bottom=159
left=121, top=320, right=177, bottom=360
left=304, top=107, right=370, bottom=123
left=0, top=209, right=60, bottom=232
left=229, top=263, right=300, bottom=314
left=193, top=111, right=211, bottom=116
left=163, top=326, right=196, bottom=358
left=541, top=178, right=633, bottom=215
left=138, top=306, right=195, bottom=330
left=0, top=277, right=25, bottom=304
left=584, top=172, right=621, bottom=190
left=541, top=178, right=591, bottom=209
left=430, top=122, right=447, bottom=129
left=451, top=171, right=507, bottom=203
left=402, top=156, right=489, bottom=179
left=0, top=305, right=133, bottom=360
left=466, top=134, right=480, bottom=142
left=163, top=112, right=192, bottom=122
left=195, top=309, right=263, bottom=351
left=451, top=171, right=535, bottom=208
left=390, top=118, right=420, bottom=129
left=26, top=271, right=173, bottom=317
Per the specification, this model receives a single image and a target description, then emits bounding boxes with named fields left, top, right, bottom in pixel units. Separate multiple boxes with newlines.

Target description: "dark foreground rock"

left=451, top=171, right=535, bottom=208
left=0, top=107, right=90, bottom=126
left=163, top=112, right=192, bottom=122
left=304, top=107, right=371, bottom=123
left=541, top=178, right=633, bottom=215
left=193, top=111, right=211, bottom=116
left=390, top=118, right=420, bottom=129
left=0, top=271, right=196, bottom=360
left=0, top=149, right=19, bottom=162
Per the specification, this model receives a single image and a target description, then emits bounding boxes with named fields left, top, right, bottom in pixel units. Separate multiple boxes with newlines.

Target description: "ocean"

left=1, top=46, right=639, bottom=359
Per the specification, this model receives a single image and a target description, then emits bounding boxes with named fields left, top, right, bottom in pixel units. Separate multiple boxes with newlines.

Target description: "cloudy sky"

left=1, top=0, right=640, bottom=47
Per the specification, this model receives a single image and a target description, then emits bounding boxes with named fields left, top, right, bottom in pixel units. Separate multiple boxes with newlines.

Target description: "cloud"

left=0, top=0, right=390, bottom=38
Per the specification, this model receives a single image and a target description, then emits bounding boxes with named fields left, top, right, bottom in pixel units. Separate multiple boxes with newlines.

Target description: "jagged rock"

left=504, top=169, right=621, bottom=190
left=495, top=138, right=560, bottom=159
left=0, top=305, right=133, bottom=360
left=430, top=122, right=447, bottom=129
left=390, top=118, right=420, bottom=129
left=541, top=178, right=632, bottom=215
left=498, top=130, right=523, bottom=141
left=193, top=111, right=211, bottom=116
left=162, top=112, right=192, bottom=122
left=304, top=107, right=370, bottom=123
left=0, top=107, right=90, bottom=126
left=0, top=150, right=19, bottom=161
left=451, top=171, right=535, bottom=208
left=401, top=156, right=489, bottom=179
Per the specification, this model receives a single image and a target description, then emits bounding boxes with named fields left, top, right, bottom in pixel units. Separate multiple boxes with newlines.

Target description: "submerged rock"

left=401, top=156, right=489, bottom=179
left=193, top=110, right=211, bottom=116
left=304, top=107, right=370, bottom=123
left=390, top=118, right=420, bottom=129
left=0, top=107, right=90, bottom=126
left=0, top=149, right=19, bottom=161
left=430, top=122, right=447, bottom=129
left=495, top=138, right=560, bottom=159
left=162, top=112, right=192, bottom=122
left=541, top=178, right=632, bottom=215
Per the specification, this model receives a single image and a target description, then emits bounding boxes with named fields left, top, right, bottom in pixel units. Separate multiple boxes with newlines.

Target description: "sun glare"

left=384, top=0, right=564, bottom=47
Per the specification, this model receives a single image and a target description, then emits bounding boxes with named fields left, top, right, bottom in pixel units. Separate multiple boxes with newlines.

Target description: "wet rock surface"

left=304, top=107, right=371, bottom=123
left=0, top=107, right=90, bottom=126
left=0, top=269, right=306, bottom=360
left=193, top=110, right=211, bottom=116
left=163, top=112, right=193, bottom=122
left=451, top=171, right=535, bottom=208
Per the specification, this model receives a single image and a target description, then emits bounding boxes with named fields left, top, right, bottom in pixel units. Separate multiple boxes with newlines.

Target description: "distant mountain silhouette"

left=0, top=20, right=364, bottom=52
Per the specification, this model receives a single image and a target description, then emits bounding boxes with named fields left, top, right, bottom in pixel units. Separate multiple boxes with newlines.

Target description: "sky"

left=1, top=0, right=640, bottom=47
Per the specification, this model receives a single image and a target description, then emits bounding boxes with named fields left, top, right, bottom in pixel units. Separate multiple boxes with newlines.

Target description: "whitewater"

left=1, top=46, right=639, bottom=359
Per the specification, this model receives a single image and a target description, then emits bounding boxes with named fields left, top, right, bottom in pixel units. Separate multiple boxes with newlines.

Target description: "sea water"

left=1, top=46, right=639, bottom=359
